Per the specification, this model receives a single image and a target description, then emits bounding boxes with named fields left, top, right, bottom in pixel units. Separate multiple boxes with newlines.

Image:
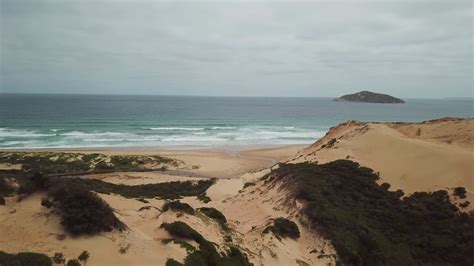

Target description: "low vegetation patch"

left=197, top=192, right=211, bottom=203
left=0, top=151, right=178, bottom=175
left=263, top=217, right=300, bottom=240
left=0, top=251, right=52, bottom=266
left=453, top=186, right=467, bottom=199
left=0, top=177, right=15, bottom=197
left=161, top=221, right=252, bottom=266
left=52, top=177, right=214, bottom=200
left=267, top=160, right=474, bottom=265
left=243, top=182, right=256, bottom=189
left=163, top=200, right=195, bottom=215
left=198, top=207, right=227, bottom=227
left=44, top=183, right=126, bottom=236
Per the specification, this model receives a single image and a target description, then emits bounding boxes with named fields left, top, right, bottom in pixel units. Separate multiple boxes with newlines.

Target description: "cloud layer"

left=1, top=0, right=472, bottom=98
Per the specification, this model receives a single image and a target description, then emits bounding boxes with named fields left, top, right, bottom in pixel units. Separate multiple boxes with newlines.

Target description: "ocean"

left=0, top=94, right=472, bottom=149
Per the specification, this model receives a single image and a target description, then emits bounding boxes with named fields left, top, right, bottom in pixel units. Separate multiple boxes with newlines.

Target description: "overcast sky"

left=1, top=0, right=472, bottom=98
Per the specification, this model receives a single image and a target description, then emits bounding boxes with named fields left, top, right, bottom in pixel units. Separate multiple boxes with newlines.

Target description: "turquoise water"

left=0, top=94, right=472, bottom=149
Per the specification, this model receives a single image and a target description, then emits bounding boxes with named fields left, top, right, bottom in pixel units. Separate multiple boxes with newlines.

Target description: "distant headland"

left=334, top=91, right=405, bottom=104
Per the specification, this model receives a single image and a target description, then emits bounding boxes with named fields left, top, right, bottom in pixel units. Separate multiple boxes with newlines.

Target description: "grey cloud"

left=0, top=0, right=472, bottom=98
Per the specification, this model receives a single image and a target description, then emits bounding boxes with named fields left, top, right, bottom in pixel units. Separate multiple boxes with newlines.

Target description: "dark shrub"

left=0, top=196, right=5, bottom=206
left=0, top=177, right=15, bottom=197
left=380, top=182, right=390, bottom=191
left=0, top=251, right=52, bottom=266
left=166, top=258, right=183, bottom=266
left=41, top=197, right=53, bottom=208
left=267, top=160, right=474, bottom=265
left=161, top=221, right=203, bottom=241
left=263, top=217, right=300, bottom=239
left=50, top=177, right=214, bottom=200
left=197, top=193, right=211, bottom=203
left=52, top=252, right=65, bottom=264
left=47, top=184, right=126, bottom=236
left=136, top=198, right=149, bottom=203
left=66, top=259, right=81, bottom=266
left=460, top=201, right=470, bottom=208
left=78, top=250, right=90, bottom=263
left=453, top=187, right=467, bottom=199
left=18, top=173, right=49, bottom=195
left=243, top=182, right=256, bottom=189
left=161, top=221, right=253, bottom=266
left=162, top=201, right=195, bottom=215
left=198, top=207, right=227, bottom=226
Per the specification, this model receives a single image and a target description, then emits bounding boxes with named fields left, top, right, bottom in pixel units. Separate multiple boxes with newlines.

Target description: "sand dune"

left=293, top=118, right=474, bottom=209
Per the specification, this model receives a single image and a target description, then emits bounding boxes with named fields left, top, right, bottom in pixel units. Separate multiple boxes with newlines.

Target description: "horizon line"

left=0, top=92, right=472, bottom=100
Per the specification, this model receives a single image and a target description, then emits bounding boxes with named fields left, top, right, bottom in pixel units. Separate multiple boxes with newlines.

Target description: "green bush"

left=52, top=252, right=65, bottom=264
left=0, top=151, right=177, bottom=175
left=263, top=217, right=300, bottom=239
left=453, top=187, right=467, bottom=199
left=50, top=177, right=214, bottom=200
left=0, top=251, right=52, bottom=266
left=66, top=259, right=81, bottom=266
left=166, top=258, right=183, bottom=266
left=460, top=201, right=470, bottom=208
left=243, top=182, right=256, bottom=189
left=163, top=201, right=195, bottom=215
left=0, top=177, right=15, bottom=197
left=198, top=207, right=227, bottom=226
left=267, top=160, right=474, bottom=265
left=161, top=221, right=253, bottom=266
left=78, top=250, right=90, bottom=263
left=197, top=193, right=211, bottom=203
left=47, top=184, right=126, bottom=236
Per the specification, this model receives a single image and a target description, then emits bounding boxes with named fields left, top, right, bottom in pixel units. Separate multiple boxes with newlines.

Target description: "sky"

left=0, top=0, right=473, bottom=98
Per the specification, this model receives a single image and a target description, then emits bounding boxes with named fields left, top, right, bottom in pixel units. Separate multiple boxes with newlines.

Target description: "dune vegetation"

left=266, top=160, right=474, bottom=265
left=0, top=151, right=179, bottom=176
left=4, top=172, right=215, bottom=236
left=161, top=221, right=252, bottom=266
left=262, top=217, right=300, bottom=240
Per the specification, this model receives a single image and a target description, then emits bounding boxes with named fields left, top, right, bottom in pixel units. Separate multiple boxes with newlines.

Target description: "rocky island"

left=334, top=91, right=405, bottom=103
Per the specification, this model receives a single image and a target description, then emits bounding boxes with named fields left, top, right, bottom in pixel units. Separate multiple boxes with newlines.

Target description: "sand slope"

left=293, top=118, right=474, bottom=208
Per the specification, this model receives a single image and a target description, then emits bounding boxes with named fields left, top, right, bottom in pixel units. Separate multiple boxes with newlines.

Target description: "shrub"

left=136, top=198, right=149, bottom=203
left=166, top=258, right=183, bottom=266
left=0, top=151, right=177, bottom=175
left=66, top=259, right=81, bottom=266
left=460, top=201, right=470, bottom=208
left=47, top=184, right=126, bottom=236
left=41, top=197, right=53, bottom=208
left=198, top=207, right=227, bottom=226
left=0, top=196, right=5, bottom=206
left=162, top=201, right=195, bottom=215
left=0, top=177, right=15, bottom=197
left=263, top=217, right=300, bottom=239
left=52, top=252, right=65, bottom=264
left=0, top=251, right=52, bottom=266
left=78, top=250, right=90, bottom=263
left=267, top=160, right=474, bottom=265
left=453, top=187, right=467, bottom=199
left=18, top=173, right=49, bottom=195
left=161, top=221, right=253, bottom=266
left=243, top=182, right=256, bottom=189
left=161, top=221, right=203, bottom=241
left=50, top=177, right=214, bottom=200
left=197, top=193, right=211, bottom=203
